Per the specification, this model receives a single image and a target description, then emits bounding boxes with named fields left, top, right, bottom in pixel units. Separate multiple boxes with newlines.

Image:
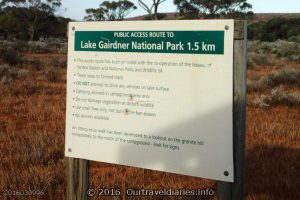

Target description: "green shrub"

left=248, top=41, right=272, bottom=54
left=11, top=40, right=29, bottom=52
left=252, top=87, right=300, bottom=107
left=247, top=40, right=300, bottom=63
left=45, top=67, right=59, bottom=82
left=264, top=68, right=300, bottom=87
left=29, top=59, right=42, bottom=71
left=4, top=77, right=37, bottom=96
left=269, top=40, right=299, bottom=58
left=0, top=48, right=23, bottom=66
left=20, top=79, right=38, bottom=95
left=1, top=70, right=36, bottom=95
left=0, top=38, right=67, bottom=54
left=248, top=21, right=265, bottom=40
left=247, top=52, right=274, bottom=68
left=144, top=13, right=167, bottom=20
left=27, top=38, right=67, bottom=54
left=0, top=65, right=29, bottom=78
left=51, top=58, right=67, bottom=68
left=249, top=17, right=300, bottom=42
left=288, top=35, right=300, bottom=43
left=248, top=68, right=300, bottom=92
left=0, top=40, right=29, bottom=53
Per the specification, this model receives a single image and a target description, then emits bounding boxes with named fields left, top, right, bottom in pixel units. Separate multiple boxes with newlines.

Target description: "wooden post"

left=67, top=158, right=89, bottom=200
left=66, top=23, right=89, bottom=200
left=66, top=23, right=90, bottom=200
left=217, top=20, right=247, bottom=200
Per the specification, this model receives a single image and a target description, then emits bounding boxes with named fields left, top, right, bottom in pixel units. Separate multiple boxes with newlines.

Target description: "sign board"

left=65, top=20, right=234, bottom=182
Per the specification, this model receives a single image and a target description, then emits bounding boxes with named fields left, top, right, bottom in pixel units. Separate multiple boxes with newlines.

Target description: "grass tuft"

left=248, top=68, right=300, bottom=92
left=252, top=87, right=300, bottom=107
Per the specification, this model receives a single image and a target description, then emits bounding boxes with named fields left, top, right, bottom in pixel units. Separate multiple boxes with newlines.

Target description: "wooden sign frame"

left=217, top=20, right=247, bottom=200
left=66, top=20, right=247, bottom=200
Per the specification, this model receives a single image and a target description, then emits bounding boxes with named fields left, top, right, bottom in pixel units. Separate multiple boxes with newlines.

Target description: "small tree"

left=85, top=8, right=106, bottom=21
left=138, top=0, right=167, bottom=20
left=84, top=0, right=136, bottom=21
left=220, top=0, right=253, bottom=18
left=0, top=8, right=23, bottom=39
left=4, top=0, right=62, bottom=40
left=174, top=0, right=252, bottom=19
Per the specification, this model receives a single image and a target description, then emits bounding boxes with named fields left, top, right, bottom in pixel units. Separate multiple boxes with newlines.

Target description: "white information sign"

left=65, top=20, right=234, bottom=182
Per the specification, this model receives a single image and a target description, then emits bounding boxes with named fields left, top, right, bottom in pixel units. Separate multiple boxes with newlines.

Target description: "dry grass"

left=245, top=44, right=300, bottom=199
left=0, top=54, right=66, bottom=200
left=246, top=106, right=300, bottom=200
left=0, top=43, right=299, bottom=199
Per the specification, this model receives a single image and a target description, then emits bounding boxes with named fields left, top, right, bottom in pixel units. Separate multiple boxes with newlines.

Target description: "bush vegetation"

left=44, top=67, right=59, bottom=82
left=0, top=65, right=28, bottom=83
left=247, top=52, right=274, bottom=68
left=27, top=38, right=67, bottom=54
left=248, top=17, right=300, bottom=41
left=248, top=68, right=300, bottom=92
left=247, top=40, right=300, bottom=65
left=0, top=45, right=23, bottom=66
left=0, top=38, right=67, bottom=54
left=144, top=13, right=167, bottom=20
left=0, top=0, right=69, bottom=41
left=252, top=87, right=300, bottom=107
